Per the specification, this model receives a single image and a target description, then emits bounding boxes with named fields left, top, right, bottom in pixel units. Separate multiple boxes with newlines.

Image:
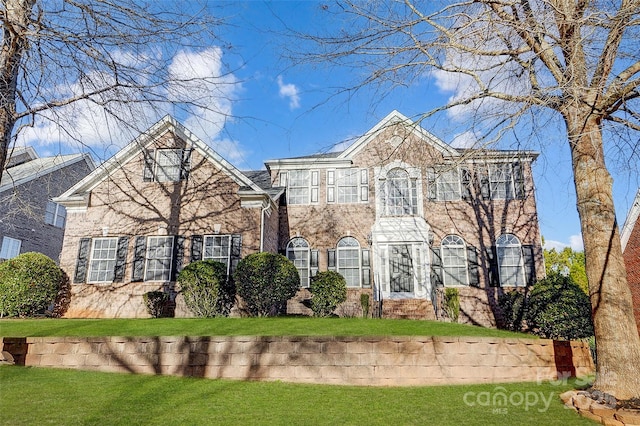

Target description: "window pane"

left=0, top=237, right=22, bottom=259
left=436, top=169, right=461, bottom=201
left=145, top=236, right=174, bottom=281
left=203, top=235, right=231, bottom=271
left=88, top=238, right=118, bottom=282
left=387, top=169, right=412, bottom=215
left=288, top=170, right=310, bottom=204
left=155, top=149, right=182, bottom=182
left=287, top=237, right=310, bottom=287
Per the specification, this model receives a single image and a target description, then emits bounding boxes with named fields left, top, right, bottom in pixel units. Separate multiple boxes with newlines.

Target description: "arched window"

left=386, top=168, right=415, bottom=216
left=441, top=235, right=468, bottom=286
left=337, top=237, right=361, bottom=287
left=496, top=234, right=525, bottom=287
left=287, top=237, right=310, bottom=287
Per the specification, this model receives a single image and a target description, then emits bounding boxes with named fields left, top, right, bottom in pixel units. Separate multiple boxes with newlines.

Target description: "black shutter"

left=143, top=149, right=155, bottom=182
left=113, top=237, right=129, bottom=283
left=427, top=168, right=437, bottom=201
left=486, top=246, right=500, bottom=287
left=461, top=168, right=472, bottom=200
left=513, top=162, right=525, bottom=199
left=132, top=236, right=147, bottom=282
left=467, top=246, right=480, bottom=287
left=478, top=167, right=490, bottom=200
left=171, top=236, right=185, bottom=282
left=180, top=149, right=192, bottom=180
left=430, top=246, right=443, bottom=288
left=74, top=238, right=92, bottom=283
left=522, top=245, right=536, bottom=286
left=327, top=249, right=336, bottom=271
left=310, top=249, right=319, bottom=277
left=361, top=248, right=371, bottom=288
left=230, top=234, right=242, bottom=275
left=191, top=235, right=203, bottom=262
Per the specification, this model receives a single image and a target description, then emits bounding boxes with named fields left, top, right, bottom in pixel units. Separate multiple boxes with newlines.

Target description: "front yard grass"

left=0, top=317, right=535, bottom=338
left=0, top=365, right=592, bottom=425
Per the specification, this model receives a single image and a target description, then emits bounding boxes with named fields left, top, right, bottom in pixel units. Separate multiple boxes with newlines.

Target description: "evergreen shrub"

left=177, top=260, right=234, bottom=317
left=309, top=271, right=347, bottom=317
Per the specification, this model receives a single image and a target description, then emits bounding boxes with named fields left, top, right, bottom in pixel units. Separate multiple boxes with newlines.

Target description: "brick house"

left=56, top=111, right=544, bottom=324
left=0, top=147, right=95, bottom=263
left=621, top=188, right=640, bottom=334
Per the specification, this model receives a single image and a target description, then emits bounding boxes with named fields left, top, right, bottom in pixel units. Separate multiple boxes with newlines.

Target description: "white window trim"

left=496, top=234, right=526, bottom=287
left=44, top=201, right=67, bottom=228
left=286, top=170, right=319, bottom=205
left=0, top=236, right=22, bottom=259
left=337, top=237, right=361, bottom=288
left=144, top=236, right=174, bottom=282
left=327, top=168, right=369, bottom=204
left=375, top=162, right=423, bottom=218
left=87, top=237, right=119, bottom=283
left=441, top=235, right=469, bottom=287
left=286, top=237, right=311, bottom=287
left=203, top=234, right=232, bottom=276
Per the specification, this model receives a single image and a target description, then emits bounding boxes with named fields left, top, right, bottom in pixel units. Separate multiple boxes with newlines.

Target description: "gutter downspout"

left=260, top=200, right=269, bottom=252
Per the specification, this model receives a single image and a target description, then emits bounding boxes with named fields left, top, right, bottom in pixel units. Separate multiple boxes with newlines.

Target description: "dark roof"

left=242, top=170, right=272, bottom=190
left=284, top=151, right=343, bottom=160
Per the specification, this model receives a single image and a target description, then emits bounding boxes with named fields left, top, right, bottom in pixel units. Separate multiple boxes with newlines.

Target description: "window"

left=283, top=170, right=319, bottom=205
left=203, top=235, right=231, bottom=272
left=486, top=163, right=525, bottom=200
left=385, top=168, right=417, bottom=216
left=441, top=235, right=468, bottom=286
left=327, top=169, right=369, bottom=204
left=145, top=236, right=174, bottom=281
left=143, top=149, right=191, bottom=182
left=88, top=238, right=118, bottom=282
left=337, top=237, right=361, bottom=287
left=496, top=234, right=525, bottom=286
left=44, top=201, right=67, bottom=228
left=287, top=237, right=310, bottom=287
left=0, top=236, right=21, bottom=259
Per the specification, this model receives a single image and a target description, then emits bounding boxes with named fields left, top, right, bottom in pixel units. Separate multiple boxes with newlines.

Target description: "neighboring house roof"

left=6, top=146, right=38, bottom=167
left=0, top=152, right=96, bottom=194
left=56, top=115, right=272, bottom=208
left=622, top=188, right=640, bottom=252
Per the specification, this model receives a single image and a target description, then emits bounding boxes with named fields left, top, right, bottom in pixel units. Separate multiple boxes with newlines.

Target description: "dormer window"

left=143, top=149, right=192, bottom=182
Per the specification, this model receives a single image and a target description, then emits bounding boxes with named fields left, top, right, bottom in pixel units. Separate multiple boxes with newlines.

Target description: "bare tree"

left=288, top=0, right=640, bottom=399
left=1, top=0, right=234, bottom=173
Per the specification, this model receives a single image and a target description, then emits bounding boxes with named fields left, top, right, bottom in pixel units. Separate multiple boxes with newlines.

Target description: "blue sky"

left=16, top=1, right=640, bottom=251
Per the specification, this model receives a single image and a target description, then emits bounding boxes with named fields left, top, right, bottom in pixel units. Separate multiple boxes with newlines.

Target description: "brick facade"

left=57, top=112, right=545, bottom=323
left=621, top=190, right=640, bottom=334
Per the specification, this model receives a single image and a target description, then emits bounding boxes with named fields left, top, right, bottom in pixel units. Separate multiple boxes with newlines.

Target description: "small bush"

left=178, top=260, right=234, bottom=317
left=525, top=273, right=594, bottom=340
left=497, top=290, right=527, bottom=332
left=234, top=252, right=299, bottom=317
left=309, top=271, right=347, bottom=317
left=360, top=293, right=370, bottom=318
left=143, top=291, right=171, bottom=318
left=443, top=288, right=460, bottom=323
left=0, top=252, right=63, bottom=317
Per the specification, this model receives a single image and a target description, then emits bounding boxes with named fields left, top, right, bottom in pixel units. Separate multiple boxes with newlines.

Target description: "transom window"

left=287, top=237, right=310, bottom=287
left=385, top=168, right=417, bottom=216
left=496, top=234, right=525, bottom=286
left=88, top=238, right=118, bottom=283
left=441, top=235, right=468, bottom=286
left=45, top=201, right=67, bottom=228
left=203, top=235, right=231, bottom=272
left=337, top=237, right=361, bottom=287
left=145, top=236, right=174, bottom=281
left=0, top=236, right=21, bottom=260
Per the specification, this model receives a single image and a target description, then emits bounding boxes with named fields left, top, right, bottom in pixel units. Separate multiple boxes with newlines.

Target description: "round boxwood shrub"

left=177, top=260, right=234, bottom=317
left=525, top=273, right=594, bottom=340
left=143, top=291, right=172, bottom=318
left=309, top=271, right=347, bottom=317
left=234, top=252, right=299, bottom=317
left=0, top=252, right=63, bottom=317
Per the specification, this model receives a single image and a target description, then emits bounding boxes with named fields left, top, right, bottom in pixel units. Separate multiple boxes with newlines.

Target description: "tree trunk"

left=0, top=0, right=35, bottom=173
left=566, top=113, right=640, bottom=400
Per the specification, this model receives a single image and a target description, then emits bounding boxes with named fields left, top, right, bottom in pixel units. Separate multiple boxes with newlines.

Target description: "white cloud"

left=451, top=131, right=478, bottom=148
left=569, top=234, right=584, bottom=251
left=277, top=75, right=301, bottom=110
left=543, top=234, right=584, bottom=252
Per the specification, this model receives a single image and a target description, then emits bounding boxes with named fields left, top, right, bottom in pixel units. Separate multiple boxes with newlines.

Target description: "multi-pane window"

left=486, top=163, right=524, bottom=200
left=385, top=168, right=416, bottom=216
left=441, top=235, right=468, bottom=286
left=203, top=235, right=231, bottom=272
left=337, top=237, right=361, bottom=287
left=287, top=237, right=310, bottom=287
left=283, top=170, right=319, bottom=205
left=0, top=236, right=21, bottom=259
left=144, top=149, right=191, bottom=182
left=327, top=169, right=369, bottom=204
left=88, top=238, right=118, bottom=282
left=145, top=236, right=174, bottom=281
left=496, top=234, right=525, bottom=286
left=44, top=201, right=67, bottom=228
left=436, top=169, right=461, bottom=201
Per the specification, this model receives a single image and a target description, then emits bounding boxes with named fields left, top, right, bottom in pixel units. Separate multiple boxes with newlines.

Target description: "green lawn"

left=0, top=317, right=535, bottom=338
left=0, top=365, right=592, bottom=425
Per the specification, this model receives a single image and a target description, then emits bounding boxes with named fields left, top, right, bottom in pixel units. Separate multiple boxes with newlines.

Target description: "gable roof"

left=0, top=152, right=95, bottom=194
left=622, top=188, right=640, bottom=252
left=55, top=115, right=267, bottom=207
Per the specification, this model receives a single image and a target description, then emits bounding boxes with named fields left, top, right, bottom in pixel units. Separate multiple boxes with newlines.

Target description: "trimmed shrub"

left=525, top=273, right=594, bottom=340
left=234, top=252, right=299, bottom=317
left=177, top=260, right=234, bottom=317
left=360, top=293, right=370, bottom=318
left=443, top=287, right=460, bottom=323
left=0, top=252, right=63, bottom=318
left=143, top=291, right=171, bottom=318
left=497, top=290, right=527, bottom=332
left=309, top=271, right=347, bottom=317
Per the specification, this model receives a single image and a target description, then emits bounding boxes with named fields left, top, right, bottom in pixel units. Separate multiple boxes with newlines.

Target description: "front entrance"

left=390, top=244, right=413, bottom=293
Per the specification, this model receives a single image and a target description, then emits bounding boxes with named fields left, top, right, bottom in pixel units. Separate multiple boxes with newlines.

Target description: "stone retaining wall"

left=1, top=336, right=594, bottom=386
